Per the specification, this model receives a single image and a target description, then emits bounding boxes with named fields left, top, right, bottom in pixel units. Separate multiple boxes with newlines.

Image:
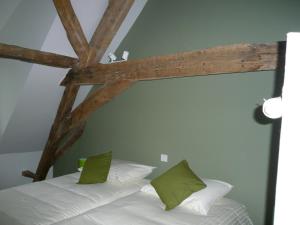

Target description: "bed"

left=0, top=159, right=253, bottom=225
left=53, top=192, right=253, bottom=225
left=0, top=176, right=253, bottom=225
left=0, top=172, right=147, bottom=225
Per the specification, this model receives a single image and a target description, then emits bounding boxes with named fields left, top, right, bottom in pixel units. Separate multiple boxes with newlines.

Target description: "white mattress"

left=0, top=173, right=253, bottom=225
left=53, top=192, right=254, bottom=225
left=0, top=173, right=148, bottom=225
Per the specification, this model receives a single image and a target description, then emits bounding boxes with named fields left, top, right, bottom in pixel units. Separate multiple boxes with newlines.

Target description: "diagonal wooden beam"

left=49, top=84, right=80, bottom=140
left=68, top=79, right=133, bottom=130
left=52, top=0, right=135, bottom=149
left=0, top=43, right=78, bottom=68
left=53, top=0, right=89, bottom=62
left=86, top=0, right=134, bottom=65
left=26, top=0, right=135, bottom=181
left=54, top=122, right=85, bottom=159
left=30, top=84, right=80, bottom=181
left=64, top=42, right=284, bottom=85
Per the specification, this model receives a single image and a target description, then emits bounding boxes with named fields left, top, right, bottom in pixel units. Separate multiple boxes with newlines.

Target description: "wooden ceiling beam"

left=26, top=0, right=135, bottom=181
left=64, top=42, right=284, bottom=85
left=53, top=0, right=89, bottom=62
left=86, top=0, right=134, bottom=65
left=0, top=43, right=78, bottom=68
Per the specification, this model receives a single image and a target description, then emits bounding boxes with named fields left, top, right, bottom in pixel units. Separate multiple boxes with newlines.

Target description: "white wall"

left=0, top=0, right=56, bottom=136
left=0, top=151, right=53, bottom=190
left=0, top=0, right=56, bottom=188
left=0, top=0, right=22, bottom=32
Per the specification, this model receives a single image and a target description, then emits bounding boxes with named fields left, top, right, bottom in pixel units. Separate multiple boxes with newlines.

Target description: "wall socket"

left=160, top=154, right=168, bottom=162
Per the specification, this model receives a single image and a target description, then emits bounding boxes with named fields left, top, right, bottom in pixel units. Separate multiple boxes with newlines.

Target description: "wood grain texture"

left=34, top=84, right=80, bottom=181
left=86, top=0, right=134, bottom=65
left=53, top=0, right=89, bottom=62
left=31, top=0, right=135, bottom=181
left=65, top=42, right=282, bottom=85
left=0, top=43, right=78, bottom=68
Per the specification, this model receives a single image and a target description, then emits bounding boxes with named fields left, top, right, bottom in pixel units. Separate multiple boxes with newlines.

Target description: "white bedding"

left=0, top=173, right=253, bottom=225
left=0, top=173, right=148, bottom=225
left=54, top=192, right=253, bottom=225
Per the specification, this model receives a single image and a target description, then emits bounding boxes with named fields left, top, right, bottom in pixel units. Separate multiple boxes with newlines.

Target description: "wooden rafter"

left=0, top=43, right=78, bottom=68
left=32, top=84, right=80, bottom=181
left=86, top=0, right=134, bottom=65
left=53, top=0, right=89, bottom=62
left=63, top=42, right=283, bottom=85
left=24, top=0, right=135, bottom=181
left=0, top=0, right=286, bottom=182
left=29, top=0, right=89, bottom=181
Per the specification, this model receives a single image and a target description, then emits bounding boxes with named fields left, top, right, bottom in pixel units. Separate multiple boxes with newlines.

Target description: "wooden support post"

left=53, top=0, right=89, bottom=62
left=31, top=84, right=80, bottom=181
left=7, top=0, right=283, bottom=183
left=26, top=0, right=135, bottom=181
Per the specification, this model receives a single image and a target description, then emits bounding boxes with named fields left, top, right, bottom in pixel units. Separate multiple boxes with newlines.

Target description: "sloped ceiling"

left=0, top=0, right=147, bottom=154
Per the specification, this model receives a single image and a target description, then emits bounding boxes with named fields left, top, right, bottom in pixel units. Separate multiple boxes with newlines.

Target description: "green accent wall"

left=54, top=0, right=300, bottom=225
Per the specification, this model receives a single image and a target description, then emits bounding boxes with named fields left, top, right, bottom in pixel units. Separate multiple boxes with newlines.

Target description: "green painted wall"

left=54, top=0, right=300, bottom=225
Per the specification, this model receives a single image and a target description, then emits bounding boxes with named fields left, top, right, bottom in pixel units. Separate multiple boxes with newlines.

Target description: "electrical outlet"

left=160, top=154, right=168, bottom=162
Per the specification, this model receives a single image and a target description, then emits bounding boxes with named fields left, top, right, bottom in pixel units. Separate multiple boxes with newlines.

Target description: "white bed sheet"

left=54, top=192, right=254, bottom=225
left=0, top=173, right=148, bottom=225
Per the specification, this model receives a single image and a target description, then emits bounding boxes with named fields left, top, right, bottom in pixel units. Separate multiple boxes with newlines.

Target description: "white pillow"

left=108, top=159, right=156, bottom=183
left=141, top=178, right=233, bottom=215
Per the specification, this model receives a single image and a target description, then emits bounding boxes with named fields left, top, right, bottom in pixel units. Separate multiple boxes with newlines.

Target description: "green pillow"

left=150, top=160, right=206, bottom=210
left=78, top=151, right=112, bottom=184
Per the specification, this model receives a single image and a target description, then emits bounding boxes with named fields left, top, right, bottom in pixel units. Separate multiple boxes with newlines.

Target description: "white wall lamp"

left=122, top=51, right=129, bottom=61
left=108, top=53, right=117, bottom=63
left=108, top=51, right=129, bottom=63
left=262, top=97, right=282, bottom=119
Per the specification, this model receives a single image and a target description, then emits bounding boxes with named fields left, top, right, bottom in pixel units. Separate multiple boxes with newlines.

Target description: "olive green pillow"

left=150, top=160, right=206, bottom=210
left=78, top=151, right=112, bottom=184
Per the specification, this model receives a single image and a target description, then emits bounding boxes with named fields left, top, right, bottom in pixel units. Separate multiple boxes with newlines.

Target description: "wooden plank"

left=53, top=0, right=89, bottom=61
left=86, top=0, right=134, bottom=65
left=0, top=43, right=78, bottom=68
left=68, top=79, right=133, bottom=129
left=64, top=42, right=283, bottom=85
